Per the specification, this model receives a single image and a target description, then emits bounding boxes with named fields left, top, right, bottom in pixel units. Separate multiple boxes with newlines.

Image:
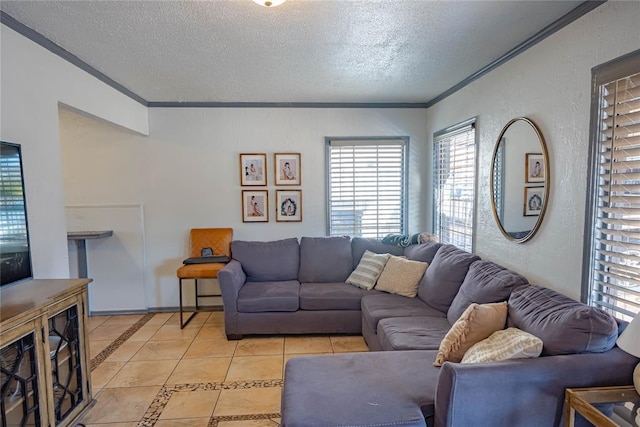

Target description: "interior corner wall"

left=425, top=1, right=640, bottom=300
left=0, top=24, right=149, bottom=280
left=59, top=107, right=428, bottom=309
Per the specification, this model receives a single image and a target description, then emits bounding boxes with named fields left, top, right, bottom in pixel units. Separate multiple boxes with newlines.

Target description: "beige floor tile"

left=225, top=355, right=283, bottom=382
left=150, top=324, right=201, bottom=341
left=158, top=389, right=220, bottom=419
left=184, top=338, right=237, bottom=359
left=145, top=312, right=173, bottom=325
left=131, top=339, right=191, bottom=361
left=166, top=357, right=232, bottom=384
left=284, top=336, right=333, bottom=354
left=101, top=314, right=144, bottom=325
left=217, top=420, right=280, bottom=426
left=91, top=361, right=127, bottom=390
left=90, top=340, right=112, bottom=358
left=195, top=324, right=227, bottom=340
left=89, top=323, right=131, bottom=341
left=330, top=336, right=369, bottom=352
left=85, top=423, right=139, bottom=427
left=206, top=311, right=225, bottom=325
left=105, top=360, right=179, bottom=387
left=235, top=337, right=284, bottom=356
left=105, top=340, right=146, bottom=362
left=81, top=386, right=160, bottom=424
left=155, top=418, right=210, bottom=427
left=128, top=323, right=163, bottom=341
left=87, top=315, right=110, bottom=331
left=167, top=311, right=209, bottom=326
left=213, top=387, right=281, bottom=416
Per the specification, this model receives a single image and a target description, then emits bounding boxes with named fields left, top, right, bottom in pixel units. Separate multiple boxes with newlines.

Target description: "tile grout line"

left=90, top=313, right=155, bottom=371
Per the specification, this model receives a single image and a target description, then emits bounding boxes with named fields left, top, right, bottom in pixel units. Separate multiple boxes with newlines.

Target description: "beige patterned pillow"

left=346, top=250, right=391, bottom=290
left=433, top=302, right=508, bottom=366
left=375, top=256, right=428, bottom=298
left=461, top=327, right=543, bottom=363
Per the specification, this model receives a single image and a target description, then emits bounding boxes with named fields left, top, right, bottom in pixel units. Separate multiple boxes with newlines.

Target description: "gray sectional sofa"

left=217, top=236, right=639, bottom=427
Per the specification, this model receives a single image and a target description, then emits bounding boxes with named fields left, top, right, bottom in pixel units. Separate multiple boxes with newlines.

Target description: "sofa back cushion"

left=447, top=260, right=528, bottom=324
left=351, top=237, right=405, bottom=269
left=299, top=236, right=353, bottom=282
left=404, top=242, right=444, bottom=264
left=232, top=238, right=300, bottom=282
left=417, top=245, right=480, bottom=313
left=508, top=284, right=619, bottom=355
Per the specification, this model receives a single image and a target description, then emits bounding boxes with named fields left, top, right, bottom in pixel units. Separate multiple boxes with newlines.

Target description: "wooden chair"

left=176, top=228, right=233, bottom=328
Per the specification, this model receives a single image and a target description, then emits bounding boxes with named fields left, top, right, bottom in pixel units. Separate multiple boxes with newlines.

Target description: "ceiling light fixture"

left=252, top=0, right=286, bottom=7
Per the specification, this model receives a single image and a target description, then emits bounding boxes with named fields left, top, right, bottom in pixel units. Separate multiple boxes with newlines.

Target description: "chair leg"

left=179, top=278, right=196, bottom=329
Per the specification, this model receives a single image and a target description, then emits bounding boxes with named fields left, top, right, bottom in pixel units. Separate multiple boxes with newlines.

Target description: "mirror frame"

left=490, top=117, right=550, bottom=243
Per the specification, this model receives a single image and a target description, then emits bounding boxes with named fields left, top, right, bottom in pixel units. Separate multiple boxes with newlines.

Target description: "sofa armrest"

left=434, top=347, right=638, bottom=427
left=218, top=260, right=246, bottom=315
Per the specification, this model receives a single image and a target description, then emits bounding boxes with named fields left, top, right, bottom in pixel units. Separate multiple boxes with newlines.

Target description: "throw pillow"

left=461, top=327, right=543, bottom=363
left=375, top=256, right=428, bottom=298
left=346, top=250, right=391, bottom=290
left=433, top=302, right=508, bottom=366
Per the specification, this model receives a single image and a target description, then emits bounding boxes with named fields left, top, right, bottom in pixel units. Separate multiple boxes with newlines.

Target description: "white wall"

left=59, top=107, right=428, bottom=309
left=426, top=1, right=640, bottom=300
left=0, top=24, right=148, bottom=279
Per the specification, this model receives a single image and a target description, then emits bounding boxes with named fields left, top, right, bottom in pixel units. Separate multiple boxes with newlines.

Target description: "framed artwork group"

left=523, top=153, right=545, bottom=217
left=239, top=153, right=302, bottom=222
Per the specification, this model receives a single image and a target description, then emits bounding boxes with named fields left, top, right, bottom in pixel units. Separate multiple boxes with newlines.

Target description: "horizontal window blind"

left=433, top=122, right=476, bottom=252
left=327, top=138, right=407, bottom=239
left=590, top=70, right=640, bottom=321
left=0, top=147, right=28, bottom=245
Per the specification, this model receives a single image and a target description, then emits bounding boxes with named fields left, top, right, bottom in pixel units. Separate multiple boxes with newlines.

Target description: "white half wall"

left=0, top=24, right=149, bottom=280
left=59, top=106, right=428, bottom=309
left=426, top=1, right=640, bottom=300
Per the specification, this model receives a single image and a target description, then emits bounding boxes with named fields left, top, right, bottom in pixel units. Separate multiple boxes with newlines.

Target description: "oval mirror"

left=490, top=117, right=550, bottom=243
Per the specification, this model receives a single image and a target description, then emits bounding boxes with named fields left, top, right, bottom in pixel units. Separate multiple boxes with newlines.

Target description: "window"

left=584, top=51, right=640, bottom=321
left=433, top=119, right=476, bottom=251
left=326, top=137, right=408, bottom=238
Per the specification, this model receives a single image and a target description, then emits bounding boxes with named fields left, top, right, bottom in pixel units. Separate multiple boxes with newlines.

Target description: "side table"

left=564, top=385, right=640, bottom=426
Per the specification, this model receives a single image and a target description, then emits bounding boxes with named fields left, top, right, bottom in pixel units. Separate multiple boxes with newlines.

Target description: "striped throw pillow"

left=346, top=250, right=391, bottom=290
left=461, top=327, right=543, bottom=363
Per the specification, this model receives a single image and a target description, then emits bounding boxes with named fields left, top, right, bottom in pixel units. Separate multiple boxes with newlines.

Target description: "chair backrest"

left=189, top=228, right=233, bottom=258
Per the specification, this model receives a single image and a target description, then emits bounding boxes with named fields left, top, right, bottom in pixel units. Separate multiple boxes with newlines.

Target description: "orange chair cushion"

left=177, top=263, right=226, bottom=279
left=189, top=228, right=233, bottom=258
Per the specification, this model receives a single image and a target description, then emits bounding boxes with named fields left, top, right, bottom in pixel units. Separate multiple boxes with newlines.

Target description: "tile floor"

left=80, top=311, right=369, bottom=426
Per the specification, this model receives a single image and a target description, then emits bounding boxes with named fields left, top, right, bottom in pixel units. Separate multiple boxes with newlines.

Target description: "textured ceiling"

left=0, top=0, right=585, bottom=104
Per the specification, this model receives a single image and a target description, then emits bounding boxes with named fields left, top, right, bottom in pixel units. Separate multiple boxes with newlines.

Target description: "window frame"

left=325, top=136, right=409, bottom=238
left=432, top=118, right=477, bottom=252
left=581, top=49, right=640, bottom=320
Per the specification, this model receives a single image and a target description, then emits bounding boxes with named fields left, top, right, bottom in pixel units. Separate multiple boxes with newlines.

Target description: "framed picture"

left=242, top=190, right=269, bottom=222
left=524, top=186, right=544, bottom=216
left=525, top=153, right=544, bottom=183
left=276, top=190, right=302, bottom=222
left=274, top=153, right=301, bottom=186
left=240, top=153, right=267, bottom=186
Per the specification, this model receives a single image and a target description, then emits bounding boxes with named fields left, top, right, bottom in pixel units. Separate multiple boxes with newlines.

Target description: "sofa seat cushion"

left=299, top=236, right=353, bottom=283
left=508, top=284, right=618, bottom=355
left=447, top=260, right=528, bottom=323
left=237, top=281, right=300, bottom=313
left=378, top=316, right=451, bottom=351
left=361, top=293, right=446, bottom=335
left=299, top=282, right=364, bottom=310
left=418, top=245, right=480, bottom=313
left=282, top=350, right=441, bottom=427
left=232, top=238, right=300, bottom=282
